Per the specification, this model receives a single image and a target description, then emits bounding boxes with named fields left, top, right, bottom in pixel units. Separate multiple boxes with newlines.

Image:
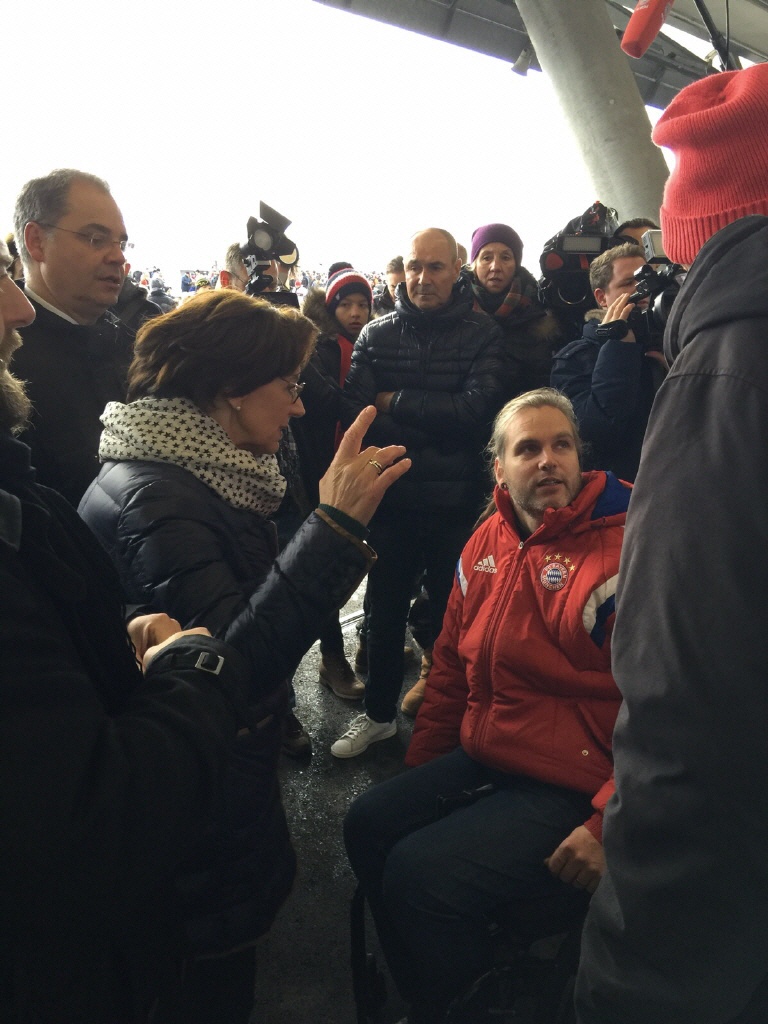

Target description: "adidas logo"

left=473, top=554, right=497, bottom=573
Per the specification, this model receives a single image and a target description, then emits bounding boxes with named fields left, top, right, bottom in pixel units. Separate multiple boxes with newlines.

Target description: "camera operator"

left=576, top=62, right=768, bottom=1024
left=218, top=243, right=284, bottom=295
left=550, top=242, right=667, bottom=482
left=613, top=216, right=659, bottom=245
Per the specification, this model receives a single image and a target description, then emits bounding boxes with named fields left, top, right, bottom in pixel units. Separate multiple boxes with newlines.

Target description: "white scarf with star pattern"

left=99, top=396, right=286, bottom=516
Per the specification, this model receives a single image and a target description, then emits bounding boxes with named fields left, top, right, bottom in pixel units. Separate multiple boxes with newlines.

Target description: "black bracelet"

left=317, top=504, right=368, bottom=541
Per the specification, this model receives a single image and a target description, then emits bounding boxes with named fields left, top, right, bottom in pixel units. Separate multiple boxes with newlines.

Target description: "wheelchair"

left=351, top=884, right=588, bottom=1024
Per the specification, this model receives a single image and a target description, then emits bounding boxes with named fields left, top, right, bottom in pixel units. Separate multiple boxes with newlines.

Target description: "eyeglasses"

left=36, top=223, right=134, bottom=253
left=281, top=378, right=306, bottom=403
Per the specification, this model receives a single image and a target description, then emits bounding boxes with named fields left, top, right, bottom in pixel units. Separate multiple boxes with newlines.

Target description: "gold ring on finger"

left=368, top=459, right=384, bottom=475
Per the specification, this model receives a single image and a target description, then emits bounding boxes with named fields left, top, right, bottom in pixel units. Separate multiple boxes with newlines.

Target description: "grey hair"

left=487, top=388, right=583, bottom=466
left=225, top=242, right=246, bottom=275
left=13, top=168, right=111, bottom=266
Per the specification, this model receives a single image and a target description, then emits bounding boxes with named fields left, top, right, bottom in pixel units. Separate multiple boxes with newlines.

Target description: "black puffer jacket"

left=79, top=458, right=374, bottom=957
left=343, top=277, right=507, bottom=511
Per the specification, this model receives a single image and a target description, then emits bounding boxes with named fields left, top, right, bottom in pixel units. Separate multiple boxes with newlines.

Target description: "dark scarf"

left=471, top=268, right=542, bottom=322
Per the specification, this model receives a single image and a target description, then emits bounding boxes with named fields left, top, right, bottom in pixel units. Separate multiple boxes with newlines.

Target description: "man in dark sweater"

left=12, top=167, right=135, bottom=505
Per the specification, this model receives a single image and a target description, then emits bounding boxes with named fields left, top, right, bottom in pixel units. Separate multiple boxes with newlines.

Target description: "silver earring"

left=500, top=482, right=509, bottom=491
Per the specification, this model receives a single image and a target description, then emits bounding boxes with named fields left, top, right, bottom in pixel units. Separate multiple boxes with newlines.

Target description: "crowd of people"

left=2, top=58, right=768, bottom=1024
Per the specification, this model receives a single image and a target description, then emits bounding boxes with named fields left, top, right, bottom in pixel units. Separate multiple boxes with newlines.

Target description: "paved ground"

left=251, top=581, right=420, bottom=1023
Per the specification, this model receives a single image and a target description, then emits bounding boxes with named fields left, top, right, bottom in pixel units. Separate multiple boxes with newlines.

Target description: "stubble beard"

left=510, top=476, right=582, bottom=524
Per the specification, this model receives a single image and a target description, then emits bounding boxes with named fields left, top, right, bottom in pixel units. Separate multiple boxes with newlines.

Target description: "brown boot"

left=401, top=648, right=433, bottom=717
left=320, top=652, right=365, bottom=700
left=281, top=711, right=313, bottom=758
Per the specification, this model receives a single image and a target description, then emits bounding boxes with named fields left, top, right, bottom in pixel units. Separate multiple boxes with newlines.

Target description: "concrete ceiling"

left=312, top=0, right=768, bottom=108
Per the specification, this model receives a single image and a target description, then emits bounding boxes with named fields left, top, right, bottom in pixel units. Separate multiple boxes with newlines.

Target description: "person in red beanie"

left=576, top=61, right=768, bottom=1024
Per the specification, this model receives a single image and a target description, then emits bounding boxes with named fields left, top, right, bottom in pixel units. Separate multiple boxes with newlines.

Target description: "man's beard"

left=0, top=330, right=32, bottom=434
left=509, top=475, right=582, bottom=523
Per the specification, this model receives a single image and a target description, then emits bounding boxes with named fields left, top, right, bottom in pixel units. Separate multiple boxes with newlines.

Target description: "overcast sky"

left=4, top=0, right=665, bottom=281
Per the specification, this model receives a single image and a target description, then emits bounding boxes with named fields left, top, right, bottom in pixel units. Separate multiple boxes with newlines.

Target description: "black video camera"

left=239, top=202, right=300, bottom=301
left=539, top=201, right=621, bottom=342
left=627, top=230, right=686, bottom=339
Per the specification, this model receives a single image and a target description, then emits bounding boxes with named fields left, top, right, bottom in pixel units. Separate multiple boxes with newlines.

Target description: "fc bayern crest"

left=540, top=561, right=569, bottom=591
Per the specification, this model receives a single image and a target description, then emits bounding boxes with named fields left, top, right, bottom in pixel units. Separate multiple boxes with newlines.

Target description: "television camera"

left=239, top=202, right=300, bottom=305
left=627, top=229, right=686, bottom=339
left=538, top=201, right=621, bottom=341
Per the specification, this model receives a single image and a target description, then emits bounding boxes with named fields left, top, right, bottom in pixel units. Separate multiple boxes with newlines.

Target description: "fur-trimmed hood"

left=584, top=307, right=608, bottom=323
left=301, top=286, right=337, bottom=335
left=301, top=285, right=373, bottom=337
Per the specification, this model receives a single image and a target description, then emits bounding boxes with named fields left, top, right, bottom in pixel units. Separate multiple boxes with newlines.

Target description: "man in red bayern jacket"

left=344, top=388, right=630, bottom=1024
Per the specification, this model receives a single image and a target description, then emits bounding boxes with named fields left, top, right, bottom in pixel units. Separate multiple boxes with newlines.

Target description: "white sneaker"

left=330, top=714, right=397, bottom=759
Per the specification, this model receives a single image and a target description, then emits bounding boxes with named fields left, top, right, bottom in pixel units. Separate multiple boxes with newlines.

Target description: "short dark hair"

left=385, top=256, right=404, bottom=275
left=589, top=242, right=644, bottom=294
left=13, top=168, right=112, bottom=265
left=615, top=217, right=660, bottom=236
left=127, top=290, right=317, bottom=408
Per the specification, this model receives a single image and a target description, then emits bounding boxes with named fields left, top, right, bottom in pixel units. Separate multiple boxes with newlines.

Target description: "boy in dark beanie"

left=577, top=61, right=768, bottom=1024
left=293, top=267, right=374, bottom=699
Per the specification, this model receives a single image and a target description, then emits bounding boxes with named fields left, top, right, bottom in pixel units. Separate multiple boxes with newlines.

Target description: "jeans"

left=363, top=507, right=476, bottom=722
left=344, top=748, right=592, bottom=1024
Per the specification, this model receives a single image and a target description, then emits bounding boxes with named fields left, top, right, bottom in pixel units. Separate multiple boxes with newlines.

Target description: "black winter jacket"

left=0, top=431, right=253, bottom=1023
left=111, top=277, right=163, bottom=338
left=373, top=286, right=395, bottom=317
left=293, top=287, right=367, bottom=503
left=551, top=314, right=665, bottom=481
left=472, top=266, right=563, bottom=397
left=79, top=458, right=374, bottom=958
left=343, top=278, right=507, bottom=511
left=13, top=294, right=134, bottom=505
left=148, top=286, right=177, bottom=313
left=577, top=217, right=768, bottom=1024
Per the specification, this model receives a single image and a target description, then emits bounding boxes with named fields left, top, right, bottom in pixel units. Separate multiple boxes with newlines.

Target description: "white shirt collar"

left=24, top=286, right=80, bottom=325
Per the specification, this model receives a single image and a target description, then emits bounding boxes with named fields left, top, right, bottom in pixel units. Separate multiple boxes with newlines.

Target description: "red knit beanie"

left=325, top=268, right=373, bottom=315
left=652, top=62, right=768, bottom=265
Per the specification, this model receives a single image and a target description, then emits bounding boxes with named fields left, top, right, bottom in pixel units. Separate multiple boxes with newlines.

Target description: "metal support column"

left=515, top=0, right=669, bottom=221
